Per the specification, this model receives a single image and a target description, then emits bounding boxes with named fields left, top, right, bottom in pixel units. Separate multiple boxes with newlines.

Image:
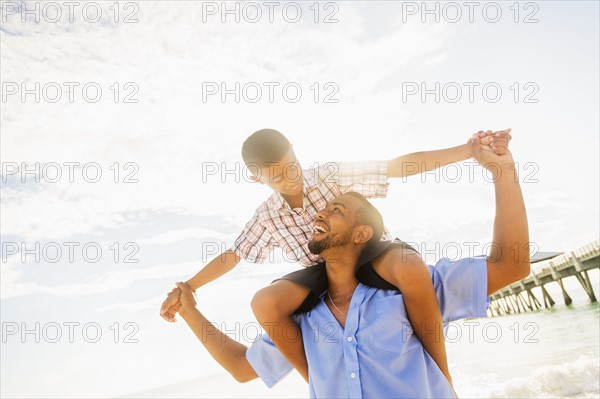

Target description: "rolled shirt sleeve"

left=326, top=160, right=389, bottom=199
left=430, top=255, right=490, bottom=323
left=231, top=212, right=275, bottom=263
left=246, top=333, right=294, bottom=388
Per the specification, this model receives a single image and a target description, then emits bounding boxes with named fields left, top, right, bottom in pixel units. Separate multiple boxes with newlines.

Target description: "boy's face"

left=252, top=148, right=303, bottom=196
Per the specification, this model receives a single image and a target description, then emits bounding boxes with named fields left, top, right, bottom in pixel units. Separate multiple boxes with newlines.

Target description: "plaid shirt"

left=232, top=161, right=391, bottom=267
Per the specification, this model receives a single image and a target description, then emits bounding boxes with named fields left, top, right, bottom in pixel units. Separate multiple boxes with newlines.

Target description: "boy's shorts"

left=273, top=239, right=417, bottom=314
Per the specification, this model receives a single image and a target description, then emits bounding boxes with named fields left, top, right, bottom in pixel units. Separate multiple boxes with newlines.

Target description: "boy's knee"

left=251, top=286, right=281, bottom=318
left=251, top=280, right=308, bottom=319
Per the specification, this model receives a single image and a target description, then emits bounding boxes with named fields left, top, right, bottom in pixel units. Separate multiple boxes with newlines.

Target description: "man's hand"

left=172, top=282, right=258, bottom=383
left=160, top=287, right=182, bottom=322
left=475, top=129, right=512, bottom=155
left=470, top=129, right=515, bottom=174
left=175, top=282, right=197, bottom=315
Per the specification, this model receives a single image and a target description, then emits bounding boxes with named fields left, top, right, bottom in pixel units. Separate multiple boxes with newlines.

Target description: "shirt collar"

left=307, top=283, right=370, bottom=322
left=272, top=167, right=320, bottom=210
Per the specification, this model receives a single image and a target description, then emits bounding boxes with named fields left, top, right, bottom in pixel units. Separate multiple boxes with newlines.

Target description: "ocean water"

left=125, top=269, right=599, bottom=398
left=449, top=302, right=600, bottom=398
left=449, top=269, right=600, bottom=398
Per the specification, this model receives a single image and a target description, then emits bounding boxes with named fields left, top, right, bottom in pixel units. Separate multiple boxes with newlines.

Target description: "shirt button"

left=347, top=336, right=353, bottom=342
left=350, top=373, right=356, bottom=379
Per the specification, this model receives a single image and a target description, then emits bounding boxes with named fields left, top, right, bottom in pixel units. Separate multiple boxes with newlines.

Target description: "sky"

left=1, top=1, right=599, bottom=398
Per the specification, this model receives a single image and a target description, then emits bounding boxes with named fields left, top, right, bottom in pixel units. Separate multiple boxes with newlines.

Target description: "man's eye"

left=333, top=207, right=340, bottom=213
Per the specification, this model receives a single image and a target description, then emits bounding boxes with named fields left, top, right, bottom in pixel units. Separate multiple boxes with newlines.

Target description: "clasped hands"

left=161, top=282, right=194, bottom=322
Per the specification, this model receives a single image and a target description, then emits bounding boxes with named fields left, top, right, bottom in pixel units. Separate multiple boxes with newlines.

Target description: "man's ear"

left=354, top=225, right=374, bottom=245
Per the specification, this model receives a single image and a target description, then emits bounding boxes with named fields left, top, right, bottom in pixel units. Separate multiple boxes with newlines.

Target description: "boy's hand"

left=470, top=129, right=515, bottom=173
left=475, top=129, right=512, bottom=155
left=175, top=282, right=197, bottom=314
left=160, top=286, right=182, bottom=323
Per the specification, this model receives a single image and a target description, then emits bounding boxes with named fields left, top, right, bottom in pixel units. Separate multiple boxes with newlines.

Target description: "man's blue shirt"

left=246, top=256, right=489, bottom=398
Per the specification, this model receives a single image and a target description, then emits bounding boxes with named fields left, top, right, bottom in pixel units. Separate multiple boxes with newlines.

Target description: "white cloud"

left=1, top=2, right=455, bottom=242
left=0, top=258, right=197, bottom=299
left=137, top=228, right=234, bottom=246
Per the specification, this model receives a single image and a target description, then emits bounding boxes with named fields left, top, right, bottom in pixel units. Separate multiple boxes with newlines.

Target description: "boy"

left=161, top=128, right=512, bottom=386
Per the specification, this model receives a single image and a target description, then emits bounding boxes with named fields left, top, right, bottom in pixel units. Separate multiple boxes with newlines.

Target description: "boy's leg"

left=251, top=280, right=311, bottom=382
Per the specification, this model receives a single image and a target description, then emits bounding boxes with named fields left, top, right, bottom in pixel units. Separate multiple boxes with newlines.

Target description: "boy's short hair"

left=344, top=191, right=384, bottom=246
left=242, top=129, right=291, bottom=167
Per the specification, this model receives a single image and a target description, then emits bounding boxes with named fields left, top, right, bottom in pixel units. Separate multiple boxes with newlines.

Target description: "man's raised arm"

left=470, top=129, right=531, bottom=295
left=175, top=282, right=258, bottom=383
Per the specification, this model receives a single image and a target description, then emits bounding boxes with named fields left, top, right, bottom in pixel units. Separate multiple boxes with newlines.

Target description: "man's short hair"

left=344, top=192, right=384, bottom=246
left=242, top=129, right=291, bottom=167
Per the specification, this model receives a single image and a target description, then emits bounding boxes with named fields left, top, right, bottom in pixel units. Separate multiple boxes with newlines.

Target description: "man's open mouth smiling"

left=313, top=221, right=329, bottom=236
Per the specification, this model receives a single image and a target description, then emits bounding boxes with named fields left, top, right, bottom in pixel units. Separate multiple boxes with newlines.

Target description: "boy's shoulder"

left=254, top=193, right=283, bottom=215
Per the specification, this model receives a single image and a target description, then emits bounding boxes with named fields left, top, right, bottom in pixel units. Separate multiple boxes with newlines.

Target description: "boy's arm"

left=176, top=282, right=259, bottom=383
left=160, top=250, right=241, bottom=322
left=186, top=249, right=241, bottom=289
left=161, top=210, right=274, bottom=323
left=387, top=130, right=512, bottom=178
left=373, top=249, right=454, bottom=390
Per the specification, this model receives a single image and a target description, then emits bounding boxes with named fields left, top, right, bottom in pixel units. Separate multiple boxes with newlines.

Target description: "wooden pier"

left=488, top=239, right=600, bottom=317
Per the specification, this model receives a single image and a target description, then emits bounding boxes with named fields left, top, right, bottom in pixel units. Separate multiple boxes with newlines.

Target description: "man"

left=175, top=130, right=529, bottom=398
